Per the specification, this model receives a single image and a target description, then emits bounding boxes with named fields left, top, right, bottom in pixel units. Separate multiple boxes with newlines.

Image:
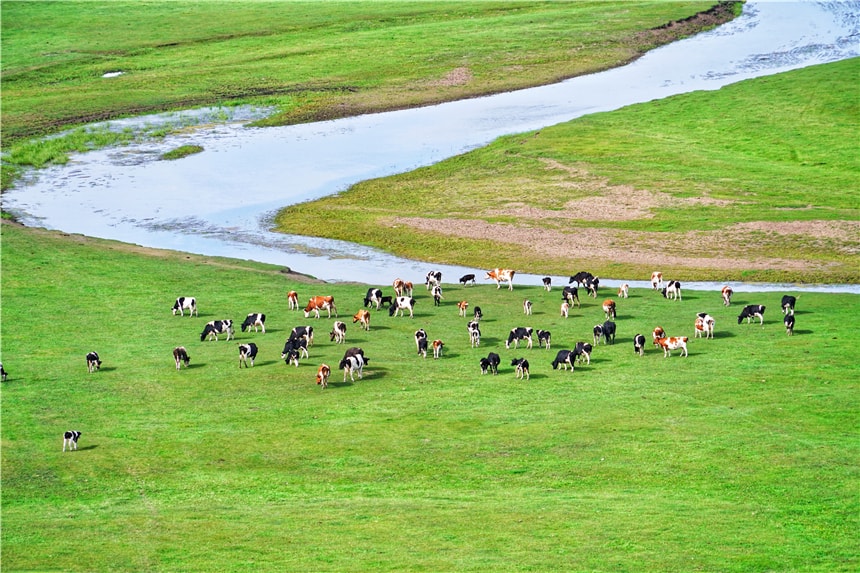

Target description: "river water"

left=4, top=1, right=859, bottom=292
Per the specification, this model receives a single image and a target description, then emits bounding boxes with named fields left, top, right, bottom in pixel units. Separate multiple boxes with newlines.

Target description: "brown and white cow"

left=316, top=363, right=331, bottom=389
left=353, top=309, right=371, bottom=331
left=173, top=346, right=190, bottom=370
left=650, top=272, right=663, bottom=290
left=485, top=268, right=515, bottom=291
left=694, top=313, right=715, bottom=339
left=560, top=301, right=570, bottom=318
left=721, top=286, right=733, bottom=307
left=617, top=283, right=629, bottom=299
left=655, top=336, right=688, bottom=358
left=304, top=295, right=337, bottom=319
left=287, top=290, right=299, bottom=311
left=432, top=339, right=444, bottom=359
left=602, top=299, right=617, bottom=320
left=457, top=300, right=469, bottom=317
left=652, top=326, right=666, bottom=346
left=393, top=278, right=413, bottom=298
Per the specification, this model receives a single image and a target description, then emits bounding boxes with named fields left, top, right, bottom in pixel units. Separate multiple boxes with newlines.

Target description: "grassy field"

left=274, top=57, right=860, bottom=284
left=2, top=222, right=857, bottom=572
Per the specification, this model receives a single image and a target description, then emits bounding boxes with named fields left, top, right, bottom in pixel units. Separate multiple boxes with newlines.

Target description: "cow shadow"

left=791, top=329, right=812, bottom=335
left=94, top=366, right=117, bottom=373
left=76, top=445, right=98, bottom=451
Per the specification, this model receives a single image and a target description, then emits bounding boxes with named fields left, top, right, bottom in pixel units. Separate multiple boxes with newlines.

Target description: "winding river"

left=4, top=0, right=859, bottom=292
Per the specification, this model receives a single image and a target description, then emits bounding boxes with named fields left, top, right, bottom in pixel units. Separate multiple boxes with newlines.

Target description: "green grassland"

left=2, top=222, right=857, bottom=572
left=274, top=57, right=860, bottom=284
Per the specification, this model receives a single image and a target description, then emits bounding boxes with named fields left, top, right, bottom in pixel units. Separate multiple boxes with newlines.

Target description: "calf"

left=652, top=326, right=666, bottom=344
left=572, top=341, right=593, bottom=366
left=781, top=295, right=797, bottom=315
left=425, top=270, right=442, bottom=290
left=485, top=268, right=516, bottom=291
left=505, top=327, right=533, bottom=349
left=415, top=329, right=428, bottom=354
left=738, top=305, right=766, bottom=326
left=694, top=313, right=715, bottom=339
left=617, top=283, right=629, bottom=299
left=389, top=296, right=416, bottom=318
left=511, top=358, right=530, bottom=380
left=480, top=352, right=501, bottom=375
left=339, top=354, right=366, bottom=382
left=304, top=295, right=337, bottom=319
left=562, top=286, right=580, bottom=308
left=240, top=313, right=266, bottom=333
left=379, top=295, right=393, bottom=308
left=650, top=271, right=663, bottom=290
left=287, top=290, right=299, bottom=310
left=457, top=300, right=469, bottom=317
left=551, top=350, right=573, bottom=371
left=200, top=320, right=234, bottom=342
left=560, top=301, right=570, bottom=318
left=353, top=309, right=371, bottom=331
left=432, top=285, right=443, bottom=306
left=784, top=313, right=795, bottom=336
left=316, top=363, right=331, bottom=389
left=473, top=306, right=483, bottom=321
left=593, top=321, right=616, bottom=345
left=63, top=430, right=82, bottom=452
left=569, top=272, right=594, bottom=287
left=655, top=336, right=688, bottom=358
left=173, top=346, right=191, bottom=370
left=721, top=286, right=733, bottom=306
left=467, top=321, right=481, bottom=348
left=329, top=321, right=347, bottom=343
left=523, top=299, right=532, bottom=315
left=662, top=281, right=682, bottom=301
left=542, top=277, right=552, bottom=291
left=364, top=288, right=384, bottom=310
left=432, top=339, right=445, bottom=359
left=536, top=329, right=552, bottom=350
left=459, top=274, right=476, bottom=287
left=86, top=351, right=102, bottom=373
left=289, top=325, right=315, bottom=346
left=602, top=299, right=617, bottom=320
left=172, top=296, right=197, bottom=317
left=238, top=342, right=258, bottom=368
left=633, top=334, right=646, bottom=356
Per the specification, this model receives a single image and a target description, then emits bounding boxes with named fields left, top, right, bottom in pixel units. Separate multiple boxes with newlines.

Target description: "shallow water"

left=4, top=0, right=859, bottom=292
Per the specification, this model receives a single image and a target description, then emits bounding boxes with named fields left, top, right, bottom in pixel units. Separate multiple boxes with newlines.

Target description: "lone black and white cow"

left=201, top=320, right=234, bottom=341
left=240, top=313, right=266, bottom=333
left=329, top=321, right=347, bottom=344
left=432, top=285, right=443, bottom=306
left=415, top=329, right=428, bottom=357
left=459, top=274, right=476, bottom=286
left=480, top=352, right=501, bottom=375
left=173, top=346, right=191, bottom=370
left=339, top=353, right=367, bottom=382
left=86, top=351, right=102, bottom=373
left=633, top=334, right=647, bottom=357
left=784, top=313, right=795, bottom=336
left=506, top=327, right=533, bottom=349
left=662, top=281, right=682, bottom=301
left=536, top=329, right=551, bottom=350
left=593, top=321, right=616, bottom=345
left=551, top=350, right=573, bottom=371
left=425, top=270, right=442, bottom=290
left=63, top=430, right=82, bottom=452
left=572, top=341, right=593, bottom=365
left=364, top=288, right=384, bottom=310
left=569, top=272, right=594, bottom=287
left=781, top=295, right=797, bottom=315
left=561, top=286, right=580, bottom=308
left=738, top=305, right=766, bottom=326
left=473, top=306, right=483, bottom=321
left=238, top=342, right=258, bottom=368
left=467, top=320, right=481, bottom=348
left=172, top=296, right=197, bottom=317
left=389, top=296, right=416, bottom=318
left=511, top=358, right=530, bottom=380
left=542, top=277, right=552, bottom=291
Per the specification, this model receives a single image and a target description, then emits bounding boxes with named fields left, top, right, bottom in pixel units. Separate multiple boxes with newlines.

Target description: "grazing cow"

left=364, top=288, right=384, bottom=310
left=457, top=300, right=469, bottom=317
left=342, top=347, right=365, bottom=362
left=393, top=278, right=406, bottom=297
left=173, top=346, right=191, bottom=370
left=240, top=313, right=266, bottom=333
left=473, top=306, right=483, bottom=321
left=551, top=350, right=573, bottom=371
left=633, top=334, right=647, bottom=356
left=561, top=286, right=580, bottom=308
left=287, top=290, right=299, bottom=310
left=201, top=320, right=234, bottom=342
left=467, top=321, right=481, bottom=348
left=378, top=295, right=393, bottom=308
left=650, top=272, right=663, bottom=290
left=172, top=296, right=197, bottom=317
left=602, top=299, right=617, bottom=320
left=425, top=270, right=442, bottom=290
left=389, top=296, right=416, bottom=318
left=353, top=309, right=371, bottom=331
left=694, top=313, right=715, bottom=339
left=316, top=364, right=331, bottom=389
left=459, top=274, right=476, bottom=287
left=781, top=295, right=797, bottom=315
left=655, top=336, right=689, bottom=358
left=304, top=295, right=337, bottom=319
left=572, top=341, right=593, bottom=365
left=63, top=430, right=82, bottom=452
left=652, top=326, right=666, bottom=343
left=593, top=321, right=616, bottom=345
left=618, top=283, right=629, bottom=299
left=86, top=351, right=102, bottom=372
left=542, top=277, right=552, bottom=291
left=560, top=301, right=570, bottom=318
left=330, top=321, right=347, bottom=343
left=238, top=342, right=258, bottom=368
left=432, top=285, right=444, bottom=306
left=569, top=272, right=594, bottom=287
left=584, top=276, right=600, bottom=298
left=506, top=327, right=533, bottom=349
left=738, top=305, right=766, bottom=326
left=512, top=358, right=530, bottom=380
left=415, top=329, right=428, bottom=354
left=784, top=313, right=795, bottom=336
left=432, top=339, right=445, bottom=359
left=536, top=329, right=552, bottom=350
left=417, top=336, right=429, bottom=358
left=523, top=299, right=532, bottom=315
left=289, top=325, right=315, bottom=347
left=0, top=362, right=7, bottom=382
left=662, top=281, right=682, bottom=301
left=480, top=352, right=501, bottom=375
left=721, top=286, right=734, bottom=306
left=281, top=337, right=309, bottom=366
left=485, top=268, right=516, bottom=291
left=339, top=353, right=366, bottom=382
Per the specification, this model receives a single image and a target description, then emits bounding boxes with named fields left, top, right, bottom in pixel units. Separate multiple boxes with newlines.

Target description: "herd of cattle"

left=73, top=268, right=799, bottom=391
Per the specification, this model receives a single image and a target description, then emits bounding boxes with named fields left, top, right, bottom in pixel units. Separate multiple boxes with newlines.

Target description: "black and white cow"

left=201, top=320, right=234, bottom=342
left=467, top=321, right=481, bottom=348
left=364, top=288, right=384, bottom=310
left=459, top=274, right=476, bottom=286
left=289, top=326, right=315, bottom=347
left=593, top=321, right=616, bottom=345
left=551, top=350, right=573, bottom=371
left=506, top=327, right=533, bottom=349
left=329, top=321, right=347, bottom=344
left=86, top=351, right=102, bottom=373
left=173, top=346, right=190, bottom=370
left=542, top=277, right=552, bottom=291
left=415, top=328, right=428, bottom=355
left=572, top=341, right=593, bottom=365
left=432, top=285, right=443, bottom=306
left=480, top=352, right=501, bottom=375
left=784, top=313, right=795, bottom=336
left=172, top=296, right=197, bottom=317
left=0, top=362, right=7, bottom=382
left=584, top=276, right=600, bottom=298
left=339, top=353, right=366, bottom=382
left=523, top=299, right=532, bottom=315
left=738, top=305, right=766, bottom=326
left=473, top=306, right=483, bottom=321
left=633, top=334, right=647, bottom=357
left=240, top=313, right=266, bottom=333
left=425, top=270, right=442, bottom=290
left=662, top=281, right=682, bottom=301
left=63, top=430, right=82, bottom=452
left=561, top=285, right=580, bottom=308
left=238, top=342, right=258, bottom=368
left=569, top=272, right=594, bottom=287
left=511, top=358, right=530, bottom=380
left=281, top=337, right=309, bottom=367
left=536, top=329, right=552, bottom=350
left=389, top=296, right=416, bottom=318
left=781, top=295, right=797, bottom=315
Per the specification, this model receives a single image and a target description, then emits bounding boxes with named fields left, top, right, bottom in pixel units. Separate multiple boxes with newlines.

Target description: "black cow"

left=506, top=327, right=533, bottom=349
left=536, top=329, right=552, bottom=350
left=379, top=295, right=393, bottom=308
left=561, top=286, right=580, bottom=308
left=572, top=341, right=593, bottom=365
left=781, top=295, right=797, bottom=315
left=239, top=342, right=258, bottom=368
left=633, top=334, right=647, bottom=357
left=511, top=358, right=530, bottom=380
left=342, top=347, right=366, bottom=362
left=593, top=321, right=615, bottom=345
left=173, top=346, right=190, bottom=370
left=738, top=305, right=766, bottom=326
left=86, top=351, right=102, bottom=373
left=201, top=320, right=234, bottom=342
left=364, top=288, right=384, bottom=310
left=784, top=313, right=795, bottom=336
left=551, top=350, right=573, bottom=371
left=480, top=352, right=501, bottom=375
left=240, top=313, right=266, bottom=333
left=417, top=337, right=429, bottom=358
left=459, top=274, right=476, bottom=286
left=569, top=272, right=594, bottom=287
